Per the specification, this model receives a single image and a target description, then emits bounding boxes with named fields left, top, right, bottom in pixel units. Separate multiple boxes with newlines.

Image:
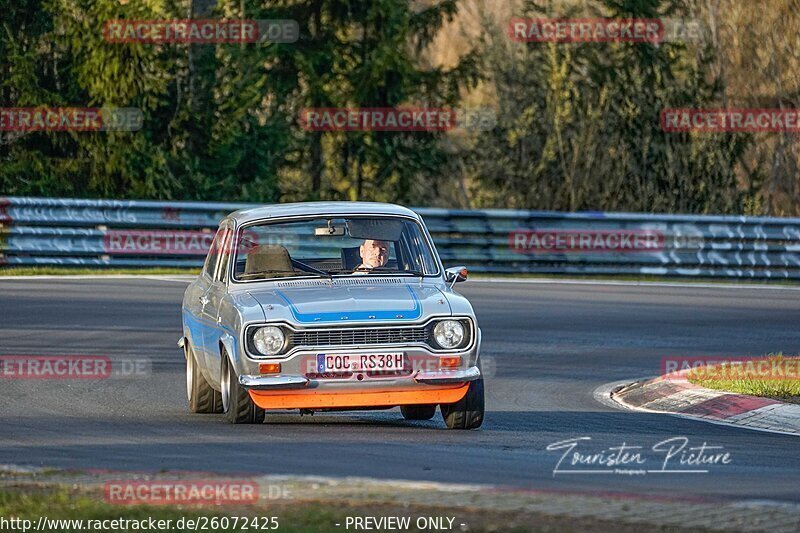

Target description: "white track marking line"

left=0, top=274, right=194, bottom=282
left=471, top=278, right=800, bottom=291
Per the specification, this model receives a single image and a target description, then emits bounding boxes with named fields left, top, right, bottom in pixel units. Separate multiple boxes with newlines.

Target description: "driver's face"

left=359, top=239, right=390, bottom=268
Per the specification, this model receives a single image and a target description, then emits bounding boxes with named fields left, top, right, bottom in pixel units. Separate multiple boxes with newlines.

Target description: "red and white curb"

left=609, top=371, right=800, bottom=436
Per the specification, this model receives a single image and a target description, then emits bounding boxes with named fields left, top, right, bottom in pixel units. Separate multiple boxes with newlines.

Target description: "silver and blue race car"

left=180, top=202, right=484, bottom=429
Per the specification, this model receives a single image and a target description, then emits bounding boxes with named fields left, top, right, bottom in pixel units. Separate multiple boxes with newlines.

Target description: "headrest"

left=245, top=244, right=294, bottom=275
left=341, top=246, right=361, bottom=270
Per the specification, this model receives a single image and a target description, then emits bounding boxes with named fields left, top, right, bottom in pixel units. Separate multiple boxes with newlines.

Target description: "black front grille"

left=288, top=326, right=430, bottom=348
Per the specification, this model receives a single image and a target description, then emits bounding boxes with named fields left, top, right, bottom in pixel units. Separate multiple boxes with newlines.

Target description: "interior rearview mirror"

left=314, top=224, right=345, bottom=236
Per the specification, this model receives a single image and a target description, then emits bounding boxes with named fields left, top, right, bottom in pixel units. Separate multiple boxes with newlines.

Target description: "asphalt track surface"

left=1, top=277, right=800, bottom=503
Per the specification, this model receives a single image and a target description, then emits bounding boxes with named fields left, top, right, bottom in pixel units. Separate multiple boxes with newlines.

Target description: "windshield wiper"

left=319, top=267, right=359, bottom=275
left=316, top=267, right=425, bottom=277
left=291, top=259, right=332, bottom=279
left=238, top=269, right=296, bottom=279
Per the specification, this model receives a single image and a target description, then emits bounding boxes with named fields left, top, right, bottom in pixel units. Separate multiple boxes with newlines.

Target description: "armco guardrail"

left=1, top=196, right=800, bottom=279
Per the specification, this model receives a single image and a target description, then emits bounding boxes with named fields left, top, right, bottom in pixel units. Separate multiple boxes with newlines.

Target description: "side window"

left=215, top=227, right=234, bottom=283
left=202, top=227, right=226, bottom=279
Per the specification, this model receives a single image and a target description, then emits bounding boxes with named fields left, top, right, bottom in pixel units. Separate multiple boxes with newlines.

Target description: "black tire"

left=221, top=355, right=265, bottom=425
left=400, top=404, right=437, bottom=421
left=186, top=344, right=222, bottom=414
left=441, top=377, right=484, bottom=430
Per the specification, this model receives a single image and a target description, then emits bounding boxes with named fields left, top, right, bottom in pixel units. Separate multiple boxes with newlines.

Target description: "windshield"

left=232, top=216, right=439, bottom=281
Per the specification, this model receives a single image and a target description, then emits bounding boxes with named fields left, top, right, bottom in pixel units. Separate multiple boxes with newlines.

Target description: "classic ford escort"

left=179, top=202, right=484, bottom=428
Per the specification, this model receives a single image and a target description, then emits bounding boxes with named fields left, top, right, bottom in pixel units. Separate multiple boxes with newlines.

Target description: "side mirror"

left=445, top=266, right=469, bottom=288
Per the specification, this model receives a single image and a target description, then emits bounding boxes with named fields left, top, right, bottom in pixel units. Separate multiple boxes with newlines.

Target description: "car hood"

left=245, top=280, right=451, bottom=325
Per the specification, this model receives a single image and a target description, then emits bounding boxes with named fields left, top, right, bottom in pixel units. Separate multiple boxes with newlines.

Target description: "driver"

left=355, top=239, right=390, bottom=271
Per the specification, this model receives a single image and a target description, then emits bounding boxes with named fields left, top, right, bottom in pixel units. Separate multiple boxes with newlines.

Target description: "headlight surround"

left=433, top=320, right=466, bottom=349
left=251, top=325, right=285, bottom=356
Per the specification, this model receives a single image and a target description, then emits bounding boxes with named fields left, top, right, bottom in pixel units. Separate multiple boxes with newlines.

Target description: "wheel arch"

left=218, top=333, right=243, bottom=377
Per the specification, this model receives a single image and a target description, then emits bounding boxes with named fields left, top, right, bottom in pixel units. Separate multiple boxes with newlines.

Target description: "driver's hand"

left=354, top=264, right=379, bottom=275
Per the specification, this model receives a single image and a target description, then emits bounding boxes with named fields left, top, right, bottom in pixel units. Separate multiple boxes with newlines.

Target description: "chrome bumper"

left=239, top=366, right=481, bottom=391
left=239, top=375, right=310, bottom=390
left=413, top=366, right=481, bottom=384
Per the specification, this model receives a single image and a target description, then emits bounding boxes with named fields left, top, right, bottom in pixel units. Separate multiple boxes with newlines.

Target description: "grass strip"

left=686, top=354, right=800, bottom=403
left=0, top=485, right=696, bottom=533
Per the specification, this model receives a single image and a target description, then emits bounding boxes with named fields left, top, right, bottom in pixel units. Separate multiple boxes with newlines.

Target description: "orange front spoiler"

left=249, top=384, right=469, bottom=410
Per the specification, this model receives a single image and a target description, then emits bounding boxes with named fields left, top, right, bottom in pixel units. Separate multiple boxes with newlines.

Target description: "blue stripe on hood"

left=275, top=285, right=421, bottom=323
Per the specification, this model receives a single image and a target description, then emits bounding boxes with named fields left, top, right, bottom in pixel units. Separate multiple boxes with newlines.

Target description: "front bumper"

left=239, top=366, right=481, bottom=390
left=240, top=366, right=480, bottom=410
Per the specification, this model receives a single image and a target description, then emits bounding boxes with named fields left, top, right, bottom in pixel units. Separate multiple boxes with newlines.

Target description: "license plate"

left=316, top=353, right=404, bottom=373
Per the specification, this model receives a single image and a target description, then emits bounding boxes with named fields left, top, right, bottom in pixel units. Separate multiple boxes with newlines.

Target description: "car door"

left=200, top=223, right=233, bottom=376
left=184, top=226, right=222, bottom=362
left=187, top=226, right=223, bottom=368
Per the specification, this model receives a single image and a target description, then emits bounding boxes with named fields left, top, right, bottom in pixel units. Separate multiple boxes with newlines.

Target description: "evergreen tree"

left=465, top=0, right=749, bottom=213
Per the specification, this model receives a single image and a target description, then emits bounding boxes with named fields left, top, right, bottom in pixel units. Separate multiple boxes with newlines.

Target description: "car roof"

left=226, top=201, right=421, bottom=224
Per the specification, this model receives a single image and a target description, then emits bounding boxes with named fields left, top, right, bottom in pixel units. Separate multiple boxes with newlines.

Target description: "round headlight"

left=252, top=326, right=285, bottom=356
left=433, top=320, right=465, bottom=349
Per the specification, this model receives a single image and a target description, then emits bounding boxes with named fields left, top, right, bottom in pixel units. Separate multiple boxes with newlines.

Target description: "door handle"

left=199, top=296, right=209, bottom=306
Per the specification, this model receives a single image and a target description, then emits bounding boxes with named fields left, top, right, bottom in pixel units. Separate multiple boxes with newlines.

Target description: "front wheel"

left=221, top=355, right=265, bottom=424
left=186, top=344, right=222, bottom=414
left=441, top=378, right=484, bottom=430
